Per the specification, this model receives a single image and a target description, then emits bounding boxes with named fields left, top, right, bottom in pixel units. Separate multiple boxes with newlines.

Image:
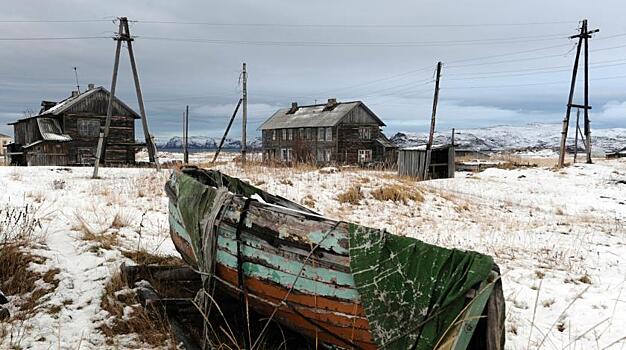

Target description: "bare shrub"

left=301, top=194, right=316, bottom=208
left=52, top=179, right=65, bottom=190
left=111, top=210, right=134, bottom=229
left=337, top=185, right=363, bottom=205
left=371, top=184, right=424, bottom=204
left=0, top=205, right=59, bottom=322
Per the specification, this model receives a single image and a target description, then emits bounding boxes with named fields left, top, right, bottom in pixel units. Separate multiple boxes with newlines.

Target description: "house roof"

left=8, top=86, right=140, bottom=125
left=0, top=133, right=11, bottom=138
left=259, top=101, right=386, bottom=130
left=40, top=86, right=140, bottom=119
left=37, top=118, right=72, bottom=142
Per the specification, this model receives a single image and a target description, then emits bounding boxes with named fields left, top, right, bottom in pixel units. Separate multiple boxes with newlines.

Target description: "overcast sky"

left=1, top=1, right=625, bottom=140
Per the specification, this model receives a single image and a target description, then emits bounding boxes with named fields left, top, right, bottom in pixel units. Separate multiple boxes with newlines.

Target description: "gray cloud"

left=1, top=0, right=625, bottom=139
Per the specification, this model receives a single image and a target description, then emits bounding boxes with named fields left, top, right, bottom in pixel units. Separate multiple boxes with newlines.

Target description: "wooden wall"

left=398, top=146, right=455, bottom=179
left=25, top=142, right=69, bottom=166
left=62, top=114, right=136, bottom=165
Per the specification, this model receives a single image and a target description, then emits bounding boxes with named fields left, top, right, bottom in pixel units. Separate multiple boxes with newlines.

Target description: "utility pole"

left=451, top=128, right=455, bottom=147
left=423, top=61, right=442, bottom=180
left=183, top=105, right=189, bottom=164
left=558, top=19, right=598, bottom=168
left=573, top=108, right=580, bottom=163
left=213, top=98, right=243, bottom=164
left=93, top=16, right=160, bottom=179
left=241, top=63, right=248, bottom=167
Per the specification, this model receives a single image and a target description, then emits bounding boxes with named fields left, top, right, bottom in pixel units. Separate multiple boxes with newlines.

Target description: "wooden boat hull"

left=165, top=167, right=505, bottom=350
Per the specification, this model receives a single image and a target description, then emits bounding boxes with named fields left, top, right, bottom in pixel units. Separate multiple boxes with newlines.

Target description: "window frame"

left=359, top=127, right=371, bottom=140
left=317, top=127, right=325, bottom=141
left=325, top=127, right=332, bottom=141
left=358, top=149, right=372, bottom=163
left=282, top=129, right=287, bottom=141
left=77, top=118, right=100, bottom=138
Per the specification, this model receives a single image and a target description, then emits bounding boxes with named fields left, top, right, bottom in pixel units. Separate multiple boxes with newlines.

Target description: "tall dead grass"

left=337, top=185, right=364, bottom=205
left=371, top=184, right=424, bottom=204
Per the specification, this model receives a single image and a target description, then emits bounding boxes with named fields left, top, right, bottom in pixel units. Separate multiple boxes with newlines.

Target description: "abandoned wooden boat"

left=165, top=166, right=505, bottom=350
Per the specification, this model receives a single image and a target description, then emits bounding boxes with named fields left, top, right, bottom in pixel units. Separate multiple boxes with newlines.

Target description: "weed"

left=371, top=184, right=424, bottom=204
left=337, top=185, right=363, bottom=205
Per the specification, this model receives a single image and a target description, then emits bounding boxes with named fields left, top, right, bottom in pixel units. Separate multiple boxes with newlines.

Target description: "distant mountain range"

left=156, top=136, right=262, bottom=150
left=155, top=123, right=626, bottom=153
left=390, top=123, right=626, bottom=153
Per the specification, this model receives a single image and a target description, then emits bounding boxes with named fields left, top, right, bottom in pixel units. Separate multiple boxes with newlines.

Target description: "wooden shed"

left=397, top=144, right=455, bottom=179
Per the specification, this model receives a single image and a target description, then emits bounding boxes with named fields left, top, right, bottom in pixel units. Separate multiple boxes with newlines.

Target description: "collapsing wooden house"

left=6, top=85, right=142, bottom=166
left=397, top=144, right=455, bottom=179
left=259, top=99, right=397, bottom=166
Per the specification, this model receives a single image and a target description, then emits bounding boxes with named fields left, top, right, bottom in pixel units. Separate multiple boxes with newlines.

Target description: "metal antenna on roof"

left=73, top=67, right=80, bottom=94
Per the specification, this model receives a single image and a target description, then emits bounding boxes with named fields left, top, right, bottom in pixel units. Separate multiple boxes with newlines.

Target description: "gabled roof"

left=40, top=86, right=140, bottom=119
left=259, top=101, right=385, bottom=130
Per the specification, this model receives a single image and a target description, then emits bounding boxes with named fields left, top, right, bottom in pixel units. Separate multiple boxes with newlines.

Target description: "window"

left=358, top=149, right=372, bottom=163
left=299, top=128, right=305, bottom=139
left=306, top=128, right=312, bottom=140
left=288, top=129, right=293, bottom=141
left=325, top=149, right=332, bottom=162
left=316, top=149, right=324, bottom=162
left=78, top=119, right=100, bottom=137
left=272, top=130, right=276, bottom=141
left=359, top=127, right=371, bottom=140
left=281, top=148, right=292, bottom=162
left=325, top=127, right=332, bottom=141
left=317, top=127, right=325, bottom=141
left=282, top=129, right=287, bottom=141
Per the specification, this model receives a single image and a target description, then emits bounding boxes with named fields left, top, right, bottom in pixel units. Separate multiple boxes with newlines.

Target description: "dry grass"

left=337, top=185, right=364, bottom=205
left=73, top=211, right=119, bottom=250
left=0, top=205, right=59, bottom=325
left=371, top=184, right=424, bottom=204
left=111, top=210, right=134, bottom=229
left=98, top=272, right=176, bottom=347
left=120, top=249, right=184, bottom=266
left=301, top=194, right=316, bottom=208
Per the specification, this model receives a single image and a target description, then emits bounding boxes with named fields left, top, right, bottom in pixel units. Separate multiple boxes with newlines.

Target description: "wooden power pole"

left=241, top=63, right=248, bottom=167
left=183, top=105, right=189, bottom=164
left=423, top=61, right=442, bottom=180
left=93, top=16, right=160, bottom=178
left=558, top=19, right=598, bottom=167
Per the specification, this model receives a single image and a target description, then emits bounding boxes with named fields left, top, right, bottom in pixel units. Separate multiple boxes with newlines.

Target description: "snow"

left=391, top=123, right=626, bottom=153
left=1, top=154, right=625, bottom=349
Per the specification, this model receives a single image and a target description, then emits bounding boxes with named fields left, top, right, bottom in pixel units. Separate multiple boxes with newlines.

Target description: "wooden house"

left=397, top=144, right=455, bottom=179
left=259, top=99, right=397, bottom=165
left=6, top=84, right=141, bottom=166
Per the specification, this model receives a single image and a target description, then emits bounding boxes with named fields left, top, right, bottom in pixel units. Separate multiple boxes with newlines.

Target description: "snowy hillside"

left=155, top=136, right=262, bottom=150
left=390, top=123, right=626, bottom=152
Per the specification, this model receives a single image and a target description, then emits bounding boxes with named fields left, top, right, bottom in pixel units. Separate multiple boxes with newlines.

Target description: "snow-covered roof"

left=40, top=86, right=140, bottom=119
left=36, top=118, right=72, bottom=142
left=259, top=101, right=385, bottom=130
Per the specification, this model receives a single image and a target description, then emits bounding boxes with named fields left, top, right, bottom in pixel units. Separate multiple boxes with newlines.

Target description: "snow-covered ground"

left=1, top=153, right=625, bottom=349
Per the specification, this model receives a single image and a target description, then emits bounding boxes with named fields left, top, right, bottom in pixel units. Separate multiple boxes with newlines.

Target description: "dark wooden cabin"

left=6, top=85, right=141, bottom=166
left=259, top=99, right=397, bottom=166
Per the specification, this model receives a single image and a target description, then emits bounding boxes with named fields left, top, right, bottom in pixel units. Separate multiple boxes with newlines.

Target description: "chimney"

left=71, top=90, right=79, bottom=97
left=324, top=98, right=338, bottom=111
left=87, top=83, right=95, bottom=90
left=40, top=100, right=57, bottom=113
left=287, top=102, right=298, bottom=114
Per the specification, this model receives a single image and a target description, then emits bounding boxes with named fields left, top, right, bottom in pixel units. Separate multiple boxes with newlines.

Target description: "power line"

left=443, top=73, right=626, bottom=90
left=0, top=19, right=113, bottom=23
left=138, top=34, right=572, bottom=47
left=0, top=36, right=110, bottom=41
left=133, top=19, right=576, bottom=28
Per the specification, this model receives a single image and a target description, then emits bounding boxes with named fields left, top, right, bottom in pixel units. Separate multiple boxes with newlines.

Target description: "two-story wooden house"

left=260, top=99, right=396, bottom=165
left=6, top=84, right=141, bottom=166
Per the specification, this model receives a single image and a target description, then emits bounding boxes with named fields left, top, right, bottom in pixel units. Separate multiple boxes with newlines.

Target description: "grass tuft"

left=371, top=184, right=424, bottom=204
left=337, top=185, right=364, bottom=205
